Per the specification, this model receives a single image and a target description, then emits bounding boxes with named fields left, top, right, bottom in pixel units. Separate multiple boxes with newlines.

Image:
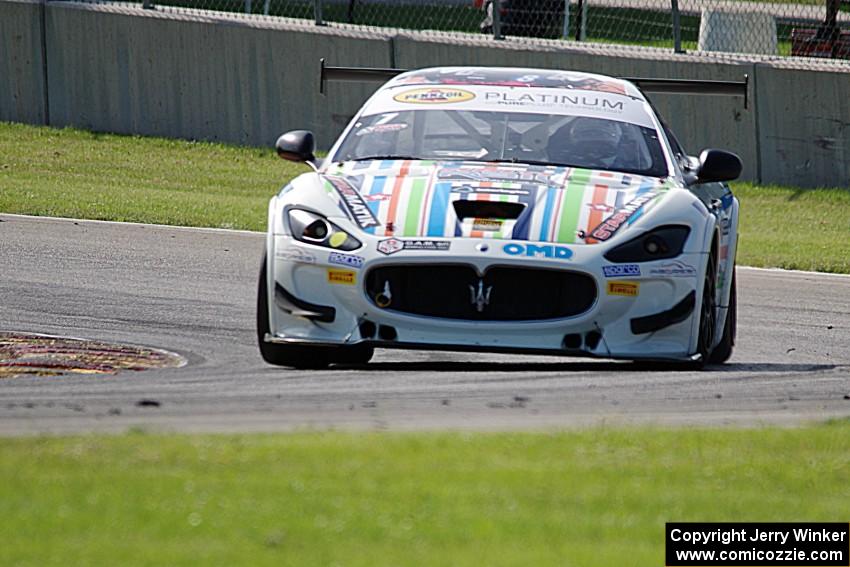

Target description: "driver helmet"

left=548, top=117, right=622, bottom=168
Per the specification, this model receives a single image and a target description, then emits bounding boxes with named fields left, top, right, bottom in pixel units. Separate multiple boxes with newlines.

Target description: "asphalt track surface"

left=1, top=214, right=849, bottom=435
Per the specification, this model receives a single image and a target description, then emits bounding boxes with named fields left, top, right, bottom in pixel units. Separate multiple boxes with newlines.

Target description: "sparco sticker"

left=393, top=87, right=476, bottom=104
left=603, top=264, right=641, bottom=278
left=589, top=192, right=657, bottom=241
left=328, top=252, right=365, bottom=269
left=325, top=176, right=380, bottom=229
left=377, top=238, right=451, bottom=255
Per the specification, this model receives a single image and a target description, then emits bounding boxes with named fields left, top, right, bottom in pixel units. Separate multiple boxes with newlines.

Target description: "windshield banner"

left=363, top=84, right=655, bottom=128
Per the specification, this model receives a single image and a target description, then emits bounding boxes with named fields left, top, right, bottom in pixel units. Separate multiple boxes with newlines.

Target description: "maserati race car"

left=258, top=64, right=746, bottom=369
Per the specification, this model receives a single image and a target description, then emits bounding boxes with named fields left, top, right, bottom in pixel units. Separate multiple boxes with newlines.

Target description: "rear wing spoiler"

left=319, top=59, right=749, bottom=108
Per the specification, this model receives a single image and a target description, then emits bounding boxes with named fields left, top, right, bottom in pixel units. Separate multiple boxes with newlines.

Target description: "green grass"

left=735, top=183, right=850, bottom=273
left=1, top=424, right=849, bottom=566
left=0, top=122, right=308, bottom=230
left=1, top=122, right=849, bottom=272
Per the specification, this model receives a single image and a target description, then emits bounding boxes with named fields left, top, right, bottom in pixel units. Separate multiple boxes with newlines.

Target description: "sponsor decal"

left=376, top=238, right=404, bottom=255
left=602, top=264, right=641, bottom=278
left=721, top=192, right=734, bottom=210
left=439, top=167, right=558, bottom=187
left=588, top=203, right=615, bottom=213
left=325, top=176, right=380, bottom=230
left=453, top=184, right=531, bottom=196
left=503, top=243, right=573, bottom=260
left=393, top=87, right=475, bottom=104
left=327, top=269, right=356, bottom=285
left=472, top=218, right=503, bottom=232
left=648, top=261, right=697, bottom=278
left=377, top=238, right=451, bottom=256
left=328, top=252, right=365, bottom=269
left=484, top=91, right=625, bottom=112
left=275, top=247, right=316, bottom=264
left=394, top=69, right=627, bottom=95
left=589, top=191, right=657, bottom=241
left=364, top=192, right=394, bottom=202
left=355, top=123, right=408, bottom=136
left=607, top=281, right=639, bottom=297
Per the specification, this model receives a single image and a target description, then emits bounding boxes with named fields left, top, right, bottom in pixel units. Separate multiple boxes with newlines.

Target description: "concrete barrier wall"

left=44, top=3, right=393, bottom=147
left=1, top=0, right=849, bottom=187
left=0, top=0, right=47, bottom=124
left=754, top=64, right=850, bottom=187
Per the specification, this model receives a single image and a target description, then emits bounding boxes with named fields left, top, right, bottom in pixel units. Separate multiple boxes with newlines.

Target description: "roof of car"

left=384, top=66, right=645, bottom=100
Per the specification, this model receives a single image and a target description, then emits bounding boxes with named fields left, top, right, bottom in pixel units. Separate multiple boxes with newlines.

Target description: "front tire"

left=707, top=267, right=736, bottom=364
left=256, top=255, right=373, bottom=369
left=693, top=248, right=718, bottom=367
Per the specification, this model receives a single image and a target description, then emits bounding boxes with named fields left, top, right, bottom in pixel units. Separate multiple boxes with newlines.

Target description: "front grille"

left=364, top=264, right=597, bottom=321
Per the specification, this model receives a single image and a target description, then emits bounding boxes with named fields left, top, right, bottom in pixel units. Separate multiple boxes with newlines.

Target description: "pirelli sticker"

left=607, top=281, right=639, bottom=297
left=327, top=269, right=356, bottom=285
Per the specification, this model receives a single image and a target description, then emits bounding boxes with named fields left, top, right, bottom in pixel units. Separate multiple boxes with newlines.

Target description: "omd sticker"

left=393, top=87, right=476, bottom=104
left=607, top=281, right=639, bottom=297
left=666, top=522, right=849, bottom=566
left=327, top=269, right=356, bottom=285
left=503, top=243, right=572, bottom=260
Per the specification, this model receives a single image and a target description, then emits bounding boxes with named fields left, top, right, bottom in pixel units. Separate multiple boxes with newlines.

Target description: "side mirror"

left=695, top=149, right=742, bottom=183
left=275, top=130, right=316, bottom=163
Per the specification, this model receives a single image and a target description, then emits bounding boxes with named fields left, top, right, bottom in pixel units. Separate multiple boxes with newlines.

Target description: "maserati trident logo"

left=468, top=279, right=492, bottom=313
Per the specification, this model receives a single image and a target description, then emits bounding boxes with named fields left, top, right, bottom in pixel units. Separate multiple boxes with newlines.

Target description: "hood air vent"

left=452, top=200, right=525, bottom=221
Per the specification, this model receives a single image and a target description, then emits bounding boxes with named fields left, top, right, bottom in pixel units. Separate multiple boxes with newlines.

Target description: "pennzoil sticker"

left=327, top=269, right=356, bottom=285
left=393, top=87, right=476, bottom=104
left=607, top=281, right=639, bottom=297
left=325, top=176, right=380, bottom=230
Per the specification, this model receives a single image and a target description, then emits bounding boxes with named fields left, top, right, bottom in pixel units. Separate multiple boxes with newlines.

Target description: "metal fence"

left=111, top=0, right=850, bottom=63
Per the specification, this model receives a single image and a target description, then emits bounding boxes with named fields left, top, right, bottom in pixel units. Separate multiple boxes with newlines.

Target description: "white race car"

left=258, top=63, right=746, bottom=368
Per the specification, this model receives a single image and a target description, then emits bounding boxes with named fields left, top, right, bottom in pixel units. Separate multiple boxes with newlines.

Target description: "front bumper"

left=265, top=235, right=705, bottom=361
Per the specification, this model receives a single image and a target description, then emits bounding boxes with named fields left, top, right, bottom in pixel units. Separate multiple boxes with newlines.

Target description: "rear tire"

left=707, top=267, right=736, bottom=364
left=256, top=254, right=374, bottom=369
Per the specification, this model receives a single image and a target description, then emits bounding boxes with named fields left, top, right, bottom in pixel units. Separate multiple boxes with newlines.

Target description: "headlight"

left=603, top=225, right=690, bottom=263
left=287, top=209, right=362, bottom=251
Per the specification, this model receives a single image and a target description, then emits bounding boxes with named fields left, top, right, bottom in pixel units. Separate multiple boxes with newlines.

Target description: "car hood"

left=322, top=160, right=674, bottom=245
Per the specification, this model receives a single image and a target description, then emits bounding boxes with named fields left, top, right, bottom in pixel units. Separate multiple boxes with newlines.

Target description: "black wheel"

left=256, top=255, right=373, bottom=369
left=708, top=267, right=736, bottom=364
left=694, top=248, right=718, bottom=367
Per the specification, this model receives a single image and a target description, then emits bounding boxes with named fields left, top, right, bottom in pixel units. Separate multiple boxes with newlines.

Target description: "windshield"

left=334, top=109, right=668, bottom=177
